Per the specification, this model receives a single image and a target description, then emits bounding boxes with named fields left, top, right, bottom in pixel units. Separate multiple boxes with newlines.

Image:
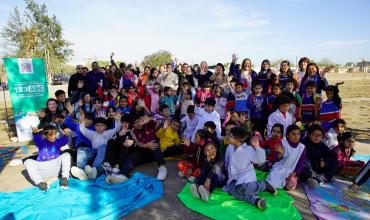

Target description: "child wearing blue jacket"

left=247, top=82, right=267, bottom=135
left=24, top=125, right=70, bottom=191
left=159, top=86, right=178, bottom=116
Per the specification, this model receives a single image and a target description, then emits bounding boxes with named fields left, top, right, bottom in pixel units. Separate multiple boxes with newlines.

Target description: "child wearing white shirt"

left=224, top=127, right=277, bottom=209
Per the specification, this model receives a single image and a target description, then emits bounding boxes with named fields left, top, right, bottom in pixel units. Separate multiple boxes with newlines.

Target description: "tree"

left=1, top=0, right=73, bottom=79
left=141, top=50, right=173, bottom=68
left=317, top=57, right=335, bottom=67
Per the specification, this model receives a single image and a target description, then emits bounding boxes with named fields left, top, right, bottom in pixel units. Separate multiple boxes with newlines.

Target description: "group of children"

left=23, top=55, right=368, bottom=210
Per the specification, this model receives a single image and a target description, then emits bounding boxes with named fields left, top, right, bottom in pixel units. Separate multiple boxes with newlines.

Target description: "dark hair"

left=187, top=105, right=195, bottom=114
left=94, top=117, right=107, bottom=126
left=55, top=90, right=65, bottom=97
left=149, top=68, right=158, bottom=80
left=285, top=78, right=296, bottom=86
left=225, top=121, right=238, bottom=127
left=338, top=131, right=356, bottom=157
left=286, top=124, right=300, bottom=135
left=121, top=113, right=131, bottom=123
left=204, top=97, right=216, bottom=107
left=85, top=112, right=94, bottom=120
left=325, top=85, right=341, bottom=108
left=307, top=124, right=323, bottom=135
left=216, top=63, right=225, bottom=72
left=202, top=81, right=211, bottom=88
left=298, top=57, right=310, bottom=71
left=280, top=60, right=293, bottom=77
left=164, top=86, right=172, bottom=93
left=275, top=95, right=291, bottom=106
left=230, top=127, right=249, bottom=142
left=252, top=81, right=263, bottom=89
left=305, top=81, right=316, bottom=88
left=260, top=59, right=271, bottom=72
left=272, top=83, right=281, bottom=90
left=332, top=119, right=346, bottom=128
left=235, top=82, right=244, bottom=88
left=272, top=123, right=284, bottom=134
left=159, top=104, right=169, bottom=112
left=204, top=121, right=216, bottom=130
left=92, top=96, right=103, bottom=104
left=42, top=124, right=58, bottom=136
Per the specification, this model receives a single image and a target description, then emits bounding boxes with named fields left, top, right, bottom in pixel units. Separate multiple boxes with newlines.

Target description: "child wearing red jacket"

left=177, top=129, right=212, bottom=181
left=261, top=123, right=284, bottom=171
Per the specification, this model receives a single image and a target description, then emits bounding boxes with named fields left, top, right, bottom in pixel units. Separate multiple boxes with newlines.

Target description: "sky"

left=0, top=0, right=369, bottom=66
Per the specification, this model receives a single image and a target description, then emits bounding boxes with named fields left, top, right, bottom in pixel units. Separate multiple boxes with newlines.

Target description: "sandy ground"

left=0, top=72, right=369, bottom=219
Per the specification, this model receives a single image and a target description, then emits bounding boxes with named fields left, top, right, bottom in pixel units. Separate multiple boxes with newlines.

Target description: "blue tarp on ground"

left=0, top=172, right=163, bottom=220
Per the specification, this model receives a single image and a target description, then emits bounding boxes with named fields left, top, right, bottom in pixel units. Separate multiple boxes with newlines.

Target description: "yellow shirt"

left=155, top=127, right=181, bottom=152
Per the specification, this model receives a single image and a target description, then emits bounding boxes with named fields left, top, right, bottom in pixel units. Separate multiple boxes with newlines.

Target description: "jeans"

left=76, top=145, right=107, bottom=169
left=228, top=180, right=266, bottom=205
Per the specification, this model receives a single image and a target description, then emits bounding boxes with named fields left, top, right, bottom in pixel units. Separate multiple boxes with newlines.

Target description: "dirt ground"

left=0, top=72, right=369, bottom=219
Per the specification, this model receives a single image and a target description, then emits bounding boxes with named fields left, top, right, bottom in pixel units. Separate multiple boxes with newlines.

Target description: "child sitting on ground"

left=189, top=142, right=227, bottom=202
left=333, top=132, right=365, bottom=178
left=322, top=119, right=346, bottom=150
left=24, top=125, right=71, bottom=191
left=71, top=110, right=122, bottom=180
left=224, top=127, right=277, bottom=210
left=300, top=125, right=338, bottom=188
left=260, top=123, right=284, bottom=171
left=156, top=119, right=184, bottom=156
left=266, top=125, right=306, bottom=191
left=178, top=129, right=211, bottom=181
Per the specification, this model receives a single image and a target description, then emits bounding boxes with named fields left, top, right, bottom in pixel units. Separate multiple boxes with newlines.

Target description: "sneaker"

left=189, top=184, right=200, bottom=199
left=102, top=162, right=113, bottom=174
left=265, top=181, right=278, bottom=196
left=85, top=165, right=97, bottom=180
left=255, top=198, right=266, bottom=209
left=38, top=182, right=48, bottom=191
left=187, top=176, right=196, bottom=183
left=198, top=185, right=209, bottom=202
left=308, top=178, right=319, bottom=189
left=112, top=167, right=120, bottom=174
left=71, top=166, right=88, bottom=180
left=157, top=165, right=167, bottom=181
left=178, top=170, right=185, bottom=178
left=60, top=177, right=68, bottom=189
left=105, top=174, right=128, bottom=184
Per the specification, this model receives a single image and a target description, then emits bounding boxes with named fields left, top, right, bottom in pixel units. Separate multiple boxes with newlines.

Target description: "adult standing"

left=210, top=63, right=228, bottom=90
left=85, top=62, right=107, bottom=96
left=194, top=61, right=213, bottom=88
left=68, top=65, right=87, bottom=100
left=229, top=54, right=257, bottom=91
left=299, top=63, right=330, bottom=96
left=158, top=63, right=179, bottom=90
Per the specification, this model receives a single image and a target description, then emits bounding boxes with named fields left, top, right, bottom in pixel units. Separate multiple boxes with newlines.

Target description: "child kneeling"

left=224, top=127, right=277, bottom=209
left=189, top=143, right=227, bottom=202
left=24, top=125, right=71, bottom=191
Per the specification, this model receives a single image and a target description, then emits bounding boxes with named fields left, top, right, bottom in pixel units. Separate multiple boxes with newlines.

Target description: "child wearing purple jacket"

left=24, top=125, right=71, bottom=191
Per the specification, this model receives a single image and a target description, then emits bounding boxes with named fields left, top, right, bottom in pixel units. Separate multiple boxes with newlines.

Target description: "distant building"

left=357, top=60, right=370, bottom=73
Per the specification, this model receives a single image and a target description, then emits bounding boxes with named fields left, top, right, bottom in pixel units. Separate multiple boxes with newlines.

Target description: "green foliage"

left=1, top=0, right=73, bottom=76
left=317, top=57, right=335, bottom=67
left=141, top=50, right=173, bottom=68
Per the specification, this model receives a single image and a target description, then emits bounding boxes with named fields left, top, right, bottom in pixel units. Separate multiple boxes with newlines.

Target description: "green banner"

left=3, top=58, right=49, bottom=141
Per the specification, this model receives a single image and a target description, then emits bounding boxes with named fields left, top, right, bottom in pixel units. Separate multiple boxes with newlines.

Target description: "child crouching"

left=24, top=125, right=71, bottom=191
